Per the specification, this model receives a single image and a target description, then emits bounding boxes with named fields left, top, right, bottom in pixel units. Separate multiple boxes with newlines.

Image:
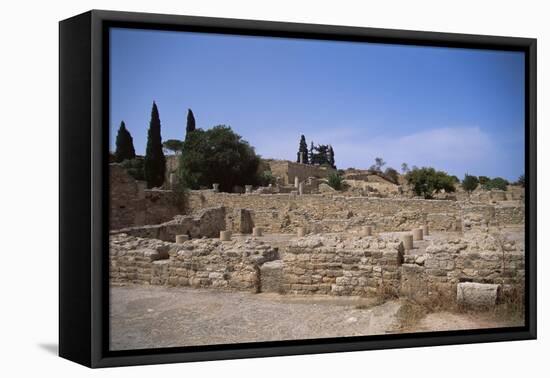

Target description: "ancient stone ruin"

left=110, top=161, right=525, bottom=312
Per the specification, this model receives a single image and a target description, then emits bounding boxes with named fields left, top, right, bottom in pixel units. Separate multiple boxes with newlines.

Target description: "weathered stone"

left=252, top=227, right=263, bottom=237
left=400, top=234, right=413, bottom=250
left=457, top=282, right=500, bottom=307
left=412, top=228, right=423, bottom=241
left=260, top=260, right=284, bottom=293
left=220, top=230, right=232, bottom=241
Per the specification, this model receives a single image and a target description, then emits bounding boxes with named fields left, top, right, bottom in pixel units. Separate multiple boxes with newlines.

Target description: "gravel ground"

left=110, top=285, right=521, bottom=351
left=110, top=285, right=402, bottom=351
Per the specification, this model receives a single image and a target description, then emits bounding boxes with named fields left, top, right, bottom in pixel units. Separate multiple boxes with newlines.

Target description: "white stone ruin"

left=400, top=234, right=413, bottom=250
left=220, top=230, right=232, bottom=241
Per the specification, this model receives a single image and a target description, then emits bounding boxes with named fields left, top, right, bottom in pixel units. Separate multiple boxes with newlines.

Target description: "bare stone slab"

left=457, top=282, right=500, bottom=307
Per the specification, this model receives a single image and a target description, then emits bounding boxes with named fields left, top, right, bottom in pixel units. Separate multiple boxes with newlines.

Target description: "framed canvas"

left=59, top=10, right=537, bottom=368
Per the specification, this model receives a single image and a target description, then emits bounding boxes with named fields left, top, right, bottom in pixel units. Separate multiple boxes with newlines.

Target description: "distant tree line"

left=113, top=104, right=266, bottom=192
left=296, top=135, right=336, bottom=169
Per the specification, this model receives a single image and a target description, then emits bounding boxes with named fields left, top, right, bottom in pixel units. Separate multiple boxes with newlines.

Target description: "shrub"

left=483, top=177, right=509, bottom=191
left=327, top=173, right=344, bottom=190
left=405, top=167, right=456, bottom=199
left=462, top=174, right=479, bottom=193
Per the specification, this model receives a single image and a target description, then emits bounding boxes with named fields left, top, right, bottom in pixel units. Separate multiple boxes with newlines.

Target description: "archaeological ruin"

left=110, top=159, right=526, bottom=316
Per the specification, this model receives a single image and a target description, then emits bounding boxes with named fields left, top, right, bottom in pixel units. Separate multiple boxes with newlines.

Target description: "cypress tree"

left=328, top=145, right=336, bottom=168
left=297, top=134, right=309, bottom=164
left=144, top=102, right=166, bottom=188
left=114, top=121, right=136, bottom=162
left=309, top=141, right=315, bottom=165
left=185, top=109, right=196, bottom=140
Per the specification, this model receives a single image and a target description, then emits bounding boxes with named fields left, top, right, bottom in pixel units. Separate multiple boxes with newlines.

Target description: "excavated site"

left=109, top=161, right=525, bottom=350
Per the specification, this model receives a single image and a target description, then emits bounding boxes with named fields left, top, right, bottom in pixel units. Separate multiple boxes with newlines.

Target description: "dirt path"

left=110, top=285, right=519, bottom=351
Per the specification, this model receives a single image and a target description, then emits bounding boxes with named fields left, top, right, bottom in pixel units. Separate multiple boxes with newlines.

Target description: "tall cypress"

left=309, top=141, right=314, bottom=165
left=328, top=145, right=336, bottom=168
left=185, top=108, right=196, bottom=140
left=114, top=121, right=136, bottom=162
left=144, top=102, right=166, bottom=188
left=297, top=134, right=309, bottom=164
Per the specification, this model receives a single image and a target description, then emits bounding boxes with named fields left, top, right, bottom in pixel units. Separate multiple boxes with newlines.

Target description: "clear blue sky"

left=110, top=27, right=525, bottom=181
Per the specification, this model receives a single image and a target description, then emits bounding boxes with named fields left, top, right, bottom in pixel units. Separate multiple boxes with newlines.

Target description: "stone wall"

left=111, top=206, right=226, bottom=241
left=282, top=236, right=404, bottom=295
left=110, top=232, right=524, bottom=304
left=110, top=233, right=279, bottom=291
left=110, top=163, right=184, bottom=229
left=268, top=160, right=334, bottom=185
left=401, top=233, right=524, bottom=302
left=185, top=191, right=465, bottom=233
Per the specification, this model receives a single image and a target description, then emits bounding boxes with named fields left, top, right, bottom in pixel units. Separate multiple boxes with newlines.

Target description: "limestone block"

left=457, top=282, right=500, bottom=307
left=212, top=183, right=220, bottom=192
left=260, top=260, right=284, bottom=293
left=220, top=230, right=232, bottom=241
left=252, top=227, right=263, bottom=237
left=297, top=227, right=306, bottom=237
left=412, top=228, right=423, bottom=241
left=422, top=224, right=429, bottom=236
left=400, top=234, right=413, bottom=250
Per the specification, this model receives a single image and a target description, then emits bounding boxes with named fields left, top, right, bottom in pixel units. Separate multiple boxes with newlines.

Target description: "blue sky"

left=110, top=28, right=525, bottom=181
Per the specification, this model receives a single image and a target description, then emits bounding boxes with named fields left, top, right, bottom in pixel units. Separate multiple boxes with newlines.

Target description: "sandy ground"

left=110, top=285, right=520, bottom=351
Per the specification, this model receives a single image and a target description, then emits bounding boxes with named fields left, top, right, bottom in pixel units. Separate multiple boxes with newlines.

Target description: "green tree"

left=401, top=162, right=410, bottom=174
left=178, top=125, right=261, bottom=192
left=405, top=167, right=456, bottom=199
left=462, top=173, right=479, bottom=193
left=370, top=157, right=386, bottom=172
left=296, top=134, right=309, bottom=164
left=144, top=102, right=166, bottom=188
left=328, top=145, right=336, bottom=169
left=163, top=139, right=184, bottom=155
left=185, top=109, right=196, bottom=140
left=310, top=144, right=331, bottom=166
left=517, top=174, right=525, bottom=188
left=483, top=177, right=509, bottom=191
left=327, top=172, right=344, bottom=190
left=478, top=176, right=490, bottom=186
left=114, top=121, right=136, bottom=162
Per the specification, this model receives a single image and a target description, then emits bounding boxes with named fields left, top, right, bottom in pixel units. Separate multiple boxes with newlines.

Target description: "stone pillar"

left=175, top=234, right=189, bottom=244
left=422, top=224, right=429, bottom=236
left=400, top=234, right=413, bottom=250
left=252, top=227, right=263, bottom=237
left=220, top=230, right=232, bottom=241
left=294, top=176, right=299, bottom=188
left=299, top=152, right=304, bottom=164
left=362, top=226, right=373, bottom=236
left=245, top=185, right=253, bottom=194
left=457, top=282, right=500, bottom=307
left=297, top=227, right=306, bottom=237
left=298, top=182, right=304, bottom=195
left=412, top=228, right=423, bottom=241
left=212, top=183, right=220, bottom=192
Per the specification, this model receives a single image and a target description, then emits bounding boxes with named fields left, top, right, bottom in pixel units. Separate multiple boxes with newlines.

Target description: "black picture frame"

left=59, top=9, right=537, bottom=368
